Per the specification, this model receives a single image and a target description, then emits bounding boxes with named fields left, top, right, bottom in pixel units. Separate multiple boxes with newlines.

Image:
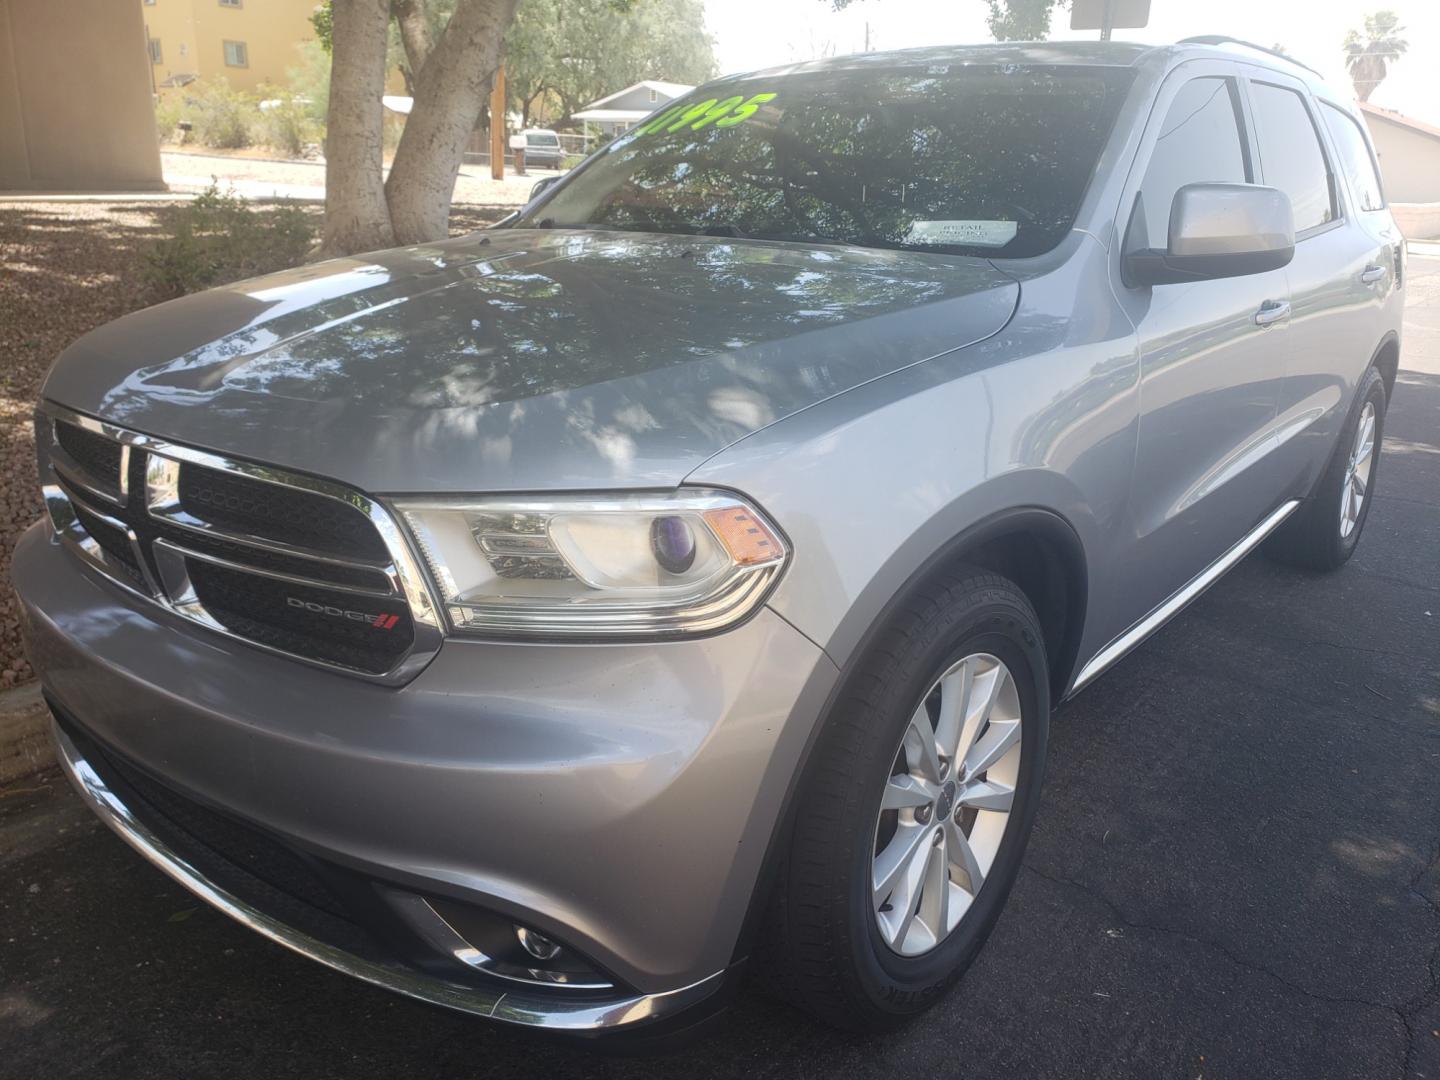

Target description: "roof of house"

left=570, top=107, right=654, bottom=124
left=1359, top=102, right=1440, bottom=143
left=579, top=81, right=694, bottom=112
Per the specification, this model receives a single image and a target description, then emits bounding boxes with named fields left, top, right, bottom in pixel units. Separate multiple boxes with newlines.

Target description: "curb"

left=0, top=682, right=53, bottom=785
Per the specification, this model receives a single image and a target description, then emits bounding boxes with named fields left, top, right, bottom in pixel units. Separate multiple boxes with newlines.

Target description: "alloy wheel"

left=871, top=652, right=1022, bottom=957
left=1340, top=400, right=1376, bottom=539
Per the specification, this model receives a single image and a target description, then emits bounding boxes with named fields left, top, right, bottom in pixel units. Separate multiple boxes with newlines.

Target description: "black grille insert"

left=55, top=420, right=123, bottom=493
left=187, top=558, right=413, bottom=674
left=68, top=500, right=144, bottom=585
left=55, top=711, right=374, bottom=954
left=179, top=464, right=390, bottom=561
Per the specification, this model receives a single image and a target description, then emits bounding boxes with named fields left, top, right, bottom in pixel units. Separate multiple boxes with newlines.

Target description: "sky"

left=701, top=0, right=1440, bottom=122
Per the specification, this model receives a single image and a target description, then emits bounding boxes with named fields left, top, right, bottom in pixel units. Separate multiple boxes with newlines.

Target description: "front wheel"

left=1267, top=365, right=1387, bottom=571
left=766, top=569, right=1049, bottom=1030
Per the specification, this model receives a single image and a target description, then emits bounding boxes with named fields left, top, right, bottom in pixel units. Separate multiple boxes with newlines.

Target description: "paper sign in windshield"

left=905, top=220, right=1019, bottom=248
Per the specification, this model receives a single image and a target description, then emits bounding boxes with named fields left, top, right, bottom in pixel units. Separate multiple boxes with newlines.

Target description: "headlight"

left=394, top=490, right=788, bottom=637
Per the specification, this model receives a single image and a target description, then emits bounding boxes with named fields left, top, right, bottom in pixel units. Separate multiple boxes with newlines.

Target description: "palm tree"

left=1343, top=11, right=1409, bottom=102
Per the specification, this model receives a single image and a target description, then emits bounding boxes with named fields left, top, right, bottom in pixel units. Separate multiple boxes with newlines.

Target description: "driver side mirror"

left=528, top=175, right=560, bottom=204
left=1125, top=183, right=1295, bottom=287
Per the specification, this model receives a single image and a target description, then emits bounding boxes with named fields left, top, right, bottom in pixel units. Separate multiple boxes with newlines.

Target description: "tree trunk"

left=391, top=0, right=436, bottom=83
left=320, top=0, right=396, bottom=257
left=385, top=0, right=519, bottom=244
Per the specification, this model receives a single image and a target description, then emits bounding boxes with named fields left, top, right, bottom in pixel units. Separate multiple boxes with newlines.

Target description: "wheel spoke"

left=946, top=818, right=985, bottom=895
left=1352, top=468, right=1367, bottom=496
left=917, top=839, right=950, bottom=943
left=1357, top=411, right=1375, bottom=456
left=958, top=778, right=1015, bottom=812
left=882, top=773, right=937, bottom=810
left=955, top=663, right=1002, bottom=766
left=963, top=717, right=1021, bottom=780
left=873, top=822, right=931, bottom=911
left=873, top=824, right=933, bottom=947
left=902, top=705, right=944, bottom=784
left=932, top=659, right=972, bottom=763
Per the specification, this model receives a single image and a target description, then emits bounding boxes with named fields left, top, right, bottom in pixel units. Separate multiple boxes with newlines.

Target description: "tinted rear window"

left=519, top=66, right=1135, bottom=258
left=527, top=133, right=560, bottom=146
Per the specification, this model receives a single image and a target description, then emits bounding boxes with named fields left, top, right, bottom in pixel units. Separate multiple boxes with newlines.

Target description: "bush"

left=153, top=93, right=186, bottom=143
left=188, top=80, right=254, bottom=150
left=255, top=88, right=319, bottom=158
left=142, top=183, right=316, bottom=300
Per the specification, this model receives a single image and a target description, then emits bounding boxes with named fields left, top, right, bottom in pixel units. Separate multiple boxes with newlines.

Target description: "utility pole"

left=490, top=64, right=507, bottom=181
left=1100, top=0, right=1114, bottom=41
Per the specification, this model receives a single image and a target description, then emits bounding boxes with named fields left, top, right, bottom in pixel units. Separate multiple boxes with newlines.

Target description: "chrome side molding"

left=1069, top=500, right=1301, bottom=694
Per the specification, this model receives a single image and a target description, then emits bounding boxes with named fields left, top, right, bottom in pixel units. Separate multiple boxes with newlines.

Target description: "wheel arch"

left=730, top=505, right=1090, bottom=969
left=1372, top=331, right=1400, bottom=400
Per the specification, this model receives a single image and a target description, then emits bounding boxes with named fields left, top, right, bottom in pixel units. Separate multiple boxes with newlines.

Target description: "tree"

left=981, top=0, right=1064, bottom=41
left=1343, top=10, right=1408, bottom=102
left=319, top=0, right=518, bottom=255
left=504, top=0, right=717, bottom=127
left=826, top=0, right=1063, bottom=41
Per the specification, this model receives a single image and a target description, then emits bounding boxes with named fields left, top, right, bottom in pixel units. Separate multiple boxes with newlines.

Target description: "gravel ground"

left=0, top=199, right=509, bottom=688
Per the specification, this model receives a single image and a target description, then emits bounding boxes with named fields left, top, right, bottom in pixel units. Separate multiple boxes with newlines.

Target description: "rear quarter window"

left=1320, top=103, right=1385, bottom=211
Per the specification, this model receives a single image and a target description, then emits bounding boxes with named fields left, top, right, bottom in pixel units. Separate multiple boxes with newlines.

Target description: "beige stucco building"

left=0, top=0, right=164, bottom=191
left=142, top=0, right=320, bottom=95
left=1360, top=102, right=1440, bottom=205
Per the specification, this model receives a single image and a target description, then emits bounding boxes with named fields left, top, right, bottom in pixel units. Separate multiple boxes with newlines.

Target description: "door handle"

left=1360, top=264, right=1386, bottom=284
left=1253, top=299, right=1291, bottom=327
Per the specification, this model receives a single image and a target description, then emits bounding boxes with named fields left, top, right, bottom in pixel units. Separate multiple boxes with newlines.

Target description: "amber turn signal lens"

left=702, top=506, right=784, bottom=566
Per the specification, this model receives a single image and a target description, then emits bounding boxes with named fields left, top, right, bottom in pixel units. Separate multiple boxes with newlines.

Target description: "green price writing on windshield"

left=636, top=92, right=779, bottom=136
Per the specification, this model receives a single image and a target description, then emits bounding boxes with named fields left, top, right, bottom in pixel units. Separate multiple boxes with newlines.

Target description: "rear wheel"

left=1267, top=366, right=1386, bottom=571
left=766, top=569, right=1048, bottom=1030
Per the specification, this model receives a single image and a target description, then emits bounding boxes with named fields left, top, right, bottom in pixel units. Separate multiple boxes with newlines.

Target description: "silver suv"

left=16, top=40, right=1404, bottom=1036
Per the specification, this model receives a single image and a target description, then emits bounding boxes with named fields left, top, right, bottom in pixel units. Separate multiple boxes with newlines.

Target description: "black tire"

left=765, top=568, right=1049, bottom=1031
left=1266, top=366, right=1387, bottom=571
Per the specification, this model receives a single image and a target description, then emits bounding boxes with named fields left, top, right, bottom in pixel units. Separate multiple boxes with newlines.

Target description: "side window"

left=1320, top=102, right=1385, bottom=211
left=1136, top=77, right=1249, bottom=248
left=1248, top=82, right=1336, bottom=233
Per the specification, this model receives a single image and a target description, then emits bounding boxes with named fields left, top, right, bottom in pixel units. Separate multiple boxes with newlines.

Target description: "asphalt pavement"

left=3, top=259, right=1438, bottom=1080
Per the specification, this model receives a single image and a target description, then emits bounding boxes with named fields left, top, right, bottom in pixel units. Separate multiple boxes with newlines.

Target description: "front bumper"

left=15, top=522, right=838, bottom=1029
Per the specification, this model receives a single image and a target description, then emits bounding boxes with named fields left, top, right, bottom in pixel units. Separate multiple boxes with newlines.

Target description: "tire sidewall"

left=841, top=595, right=1050, bottom=1017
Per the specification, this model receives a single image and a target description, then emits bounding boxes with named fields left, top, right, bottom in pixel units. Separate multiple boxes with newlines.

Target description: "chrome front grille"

left=36, top=402, right=442, bottom=683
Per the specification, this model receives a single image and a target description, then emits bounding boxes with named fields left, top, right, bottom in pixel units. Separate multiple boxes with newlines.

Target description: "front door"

left=1107, top=64, right=1293, bottom=625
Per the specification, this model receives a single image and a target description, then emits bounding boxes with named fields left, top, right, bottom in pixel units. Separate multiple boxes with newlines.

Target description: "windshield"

left=519, top=65, right=1133, bottom=258
left=527, top=132, right=560, bottom=146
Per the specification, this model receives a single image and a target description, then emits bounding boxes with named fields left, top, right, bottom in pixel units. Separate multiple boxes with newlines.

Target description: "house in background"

left=141, top=0, right=318, bottom=94
left=571, top=80, right=694, bottom=137
left=1359, top=102, right=1440, bottom=204
left=1, top=0, right=164, bottom=191
left=1359, top=102, right=1440, bottom=240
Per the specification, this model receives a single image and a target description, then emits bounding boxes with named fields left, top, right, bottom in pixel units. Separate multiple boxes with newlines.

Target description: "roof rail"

left=1177, top=35, right=1323, bottom=79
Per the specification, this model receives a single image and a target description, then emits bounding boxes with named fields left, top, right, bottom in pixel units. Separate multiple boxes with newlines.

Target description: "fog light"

left=515, top=924, right=562, bottom=961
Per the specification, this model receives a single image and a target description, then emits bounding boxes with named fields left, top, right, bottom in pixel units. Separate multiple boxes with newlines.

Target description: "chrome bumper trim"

left=51, top=717, right=723, bottom=1031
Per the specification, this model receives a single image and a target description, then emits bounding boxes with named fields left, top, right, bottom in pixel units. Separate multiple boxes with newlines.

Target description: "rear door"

left=1109, top=63, right=1293, bottom=613
left=1242, top=72, right=1401, bottom=491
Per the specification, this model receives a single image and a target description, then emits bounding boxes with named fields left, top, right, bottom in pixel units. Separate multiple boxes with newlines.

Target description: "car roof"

left=724, top=39, right=1337, bottom=98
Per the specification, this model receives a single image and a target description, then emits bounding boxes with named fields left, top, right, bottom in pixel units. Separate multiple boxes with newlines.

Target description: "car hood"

left=42, top=229, right=1018, bottom=493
